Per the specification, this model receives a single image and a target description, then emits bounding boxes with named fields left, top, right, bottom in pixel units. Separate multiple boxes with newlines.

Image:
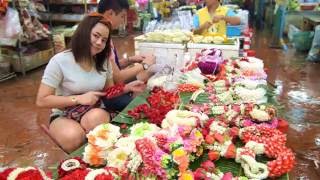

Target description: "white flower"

left=249, top=108, right=271, bottom=122
left=127, top=150, right=142, bottom=172
left=225, top=109, right=239, bottom=122
left=209, top=121, right=227, bottom=134
left=211, top=106, right=225, bottom=115
left=241, top=155, right=269, bottom=179
left=245, top=141, right=265, bottom=155
left=85, top=169, right=112, bottom=180
left=115, top=136, right=136, bottom=152
left=206, top=171, right=224, bottom=180
left=7, top=167, right=52, bottom=180
left=180, top=69, right=206, bottom=88
left=61, top=159, right=81, bottom=171
left=161, top=110, right=208, bottom=129
left=106, top=148, right=130, bottom=169
left=211, top=140, right=232, bottom=156
left=237, top=57, right=264, bottom=72
left=216, top=91, right=234, bottom=104
left=234, top=86, right=266, bottom=104
left=130, top=122, right=160, bottom=140
left=8, top=167, right=34, bottom=180
left=234, top=79, right=267, bottom=89
left=86, top=123, right=121, bottom=149
left=82, top=144, right=108, bottom=165
left=147, top=75, right=168, bottom=89
left=213, top=80, right=227, bottom=88
left=220, top=140, right=232, bottom=156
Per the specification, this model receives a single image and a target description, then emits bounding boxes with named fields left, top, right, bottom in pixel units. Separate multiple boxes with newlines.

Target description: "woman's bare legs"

left=80, top=108, right=110, bottom=133
left=49, top=118, right=86, bottom=153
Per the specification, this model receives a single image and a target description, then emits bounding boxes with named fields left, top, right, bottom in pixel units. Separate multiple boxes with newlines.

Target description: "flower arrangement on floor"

left=0, top=52, right=295, bottom=180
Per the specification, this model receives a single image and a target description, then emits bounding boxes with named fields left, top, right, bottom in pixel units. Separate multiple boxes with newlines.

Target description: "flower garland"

left=128, top=87, right=179, bottom=125
left=161, top=109, right=208, bottom=129
left=239, top=126, right=295, bottom=177
left=104, top=83, right=125, bottom=99
left=0, top=167, right=52, bottom=180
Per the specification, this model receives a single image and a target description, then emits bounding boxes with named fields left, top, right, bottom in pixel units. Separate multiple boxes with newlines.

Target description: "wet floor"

left=0, top=31, right=319, bottom=179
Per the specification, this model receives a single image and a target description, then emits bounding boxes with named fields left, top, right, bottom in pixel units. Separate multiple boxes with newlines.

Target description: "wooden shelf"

left=39, top=13, right=84, bottom=23
left=48, top=2, right=97, bottom=5
left=48, top=0, right=97, bottom=5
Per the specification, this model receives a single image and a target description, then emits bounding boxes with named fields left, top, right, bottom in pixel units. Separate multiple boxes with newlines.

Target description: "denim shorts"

left=49, top=110, right=64, bottom=124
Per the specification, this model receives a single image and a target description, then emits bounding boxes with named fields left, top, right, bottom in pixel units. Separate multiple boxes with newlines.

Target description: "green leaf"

left=179, top=92, right=193, bottom=104
left=189, top=153, right=208, bottom=170
left=215, top=158, right=242, bottom=176
left=179, top=92, right=210, bottom=104
left=112, top=91, right=150, bottom=124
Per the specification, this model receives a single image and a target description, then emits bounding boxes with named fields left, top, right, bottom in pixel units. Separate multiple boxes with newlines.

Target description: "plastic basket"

left=292, top=31, right=314, bottom=51
left=227, top=26, right=241, bottom=37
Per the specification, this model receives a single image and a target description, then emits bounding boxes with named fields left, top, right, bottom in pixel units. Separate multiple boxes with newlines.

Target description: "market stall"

left=49, top=49, right=293, bottom=179
left=134, top=32, right=241, bottom=61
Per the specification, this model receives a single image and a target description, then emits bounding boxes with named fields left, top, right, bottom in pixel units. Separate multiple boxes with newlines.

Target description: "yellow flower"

left=195, top=130, right=203, bottom=138
left=173, top=148, right=186, bottom=157
left=179, top=171, right=194, bottom=180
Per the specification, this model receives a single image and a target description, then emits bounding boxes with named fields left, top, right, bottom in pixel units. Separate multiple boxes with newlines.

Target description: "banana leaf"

left=112, top=91, right=150, bottom=124
left=51, top=86, right=289, bottom=180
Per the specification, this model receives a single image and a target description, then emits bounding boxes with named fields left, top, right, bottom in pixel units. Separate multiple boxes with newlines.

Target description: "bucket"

left=292, top=31, right=314, bottom=51
left=0, top=60, right=11, bottom=75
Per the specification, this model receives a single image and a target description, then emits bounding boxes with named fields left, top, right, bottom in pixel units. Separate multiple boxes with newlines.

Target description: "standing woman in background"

left=36, top=13, right=145, bottom=153
left=193, top=0, right=241, bottom=36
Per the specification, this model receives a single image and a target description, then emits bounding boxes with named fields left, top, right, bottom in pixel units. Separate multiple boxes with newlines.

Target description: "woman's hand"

left=212, top=15, right=225, bottom=23
left=202, top=21, right=213, bottom=30
left=124, top=80, right=146, bottom=93
left=129, top=55, right=145, bottom=63
left=77, top=91, right=106, bottom=105
left=142, top=54, right=156, bottom=66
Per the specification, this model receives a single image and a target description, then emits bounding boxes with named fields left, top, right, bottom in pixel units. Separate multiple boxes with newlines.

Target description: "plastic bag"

left=292, top=31, right=314, bottom=51
left=307, top=25, right=320, bottom=62
left=178, top=10, right=193, bottom=30
left=0, top=7, right=22, bottom=46
left=288, top=24, right=300, bottom=42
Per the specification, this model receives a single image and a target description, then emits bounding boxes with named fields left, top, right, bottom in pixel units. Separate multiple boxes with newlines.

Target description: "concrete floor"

left=0, top=31, right=319, bottom=179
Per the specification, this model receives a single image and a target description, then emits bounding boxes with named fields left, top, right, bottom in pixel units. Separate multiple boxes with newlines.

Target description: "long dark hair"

left=71, top=16, right=112, bottom=73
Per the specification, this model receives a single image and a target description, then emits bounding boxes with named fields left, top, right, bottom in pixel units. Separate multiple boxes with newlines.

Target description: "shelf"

left=48, top=0, right=97, bottom=5
left=0, top=72, right=16, bottom=82
left=39, top=12, right=84, bottom=23
left=20, top=37, right=52, bottom=46
left=48, top=2, right=97, bottom=5
left=11, top=48, right=55, bottom=73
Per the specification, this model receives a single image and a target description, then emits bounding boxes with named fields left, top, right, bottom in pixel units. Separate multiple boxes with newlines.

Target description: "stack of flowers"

left=128, top=87, right=179, bottom=125
left=1, top=48, right=296, bottom=179
left=234, top=57, right=267, bottom=80
left=135, top=124, right=205, bottom=179
left=83, top=123, right=121, bottom=166
left=161, top=109, right=209, bottom=128
left=81, top=120, right=207, bottom=179
left=79, top=53, right=294, bottom=179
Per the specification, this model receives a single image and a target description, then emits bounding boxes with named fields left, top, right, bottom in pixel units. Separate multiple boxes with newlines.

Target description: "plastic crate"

left=227, top=26, right=241, bottom=37
left=2, top=48, right=54, bottom=72
left=134, top=36, right=186, bottom=63
left=187, top=38, right=240, bottom=60
left=292, top=31, right=314, bottom=51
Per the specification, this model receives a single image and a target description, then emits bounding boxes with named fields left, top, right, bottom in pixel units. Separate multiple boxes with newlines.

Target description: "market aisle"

left=0, top=32, right=319, bottom=179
